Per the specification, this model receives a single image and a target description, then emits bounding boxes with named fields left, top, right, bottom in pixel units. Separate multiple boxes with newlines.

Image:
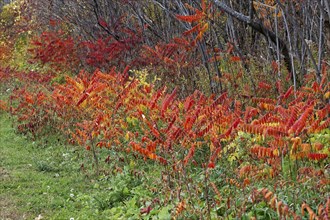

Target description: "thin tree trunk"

left=317, top=0, right=324, bottom=74
left=212, top=0, right=294, bottom=82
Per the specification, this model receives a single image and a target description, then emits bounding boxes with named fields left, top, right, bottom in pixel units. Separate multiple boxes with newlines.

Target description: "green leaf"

left=157, top=205, right=172, bottom=220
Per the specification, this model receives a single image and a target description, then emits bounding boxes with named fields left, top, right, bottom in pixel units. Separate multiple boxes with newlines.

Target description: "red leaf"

left=122, top=65, right=131, bottom=82
left=165, top=115, right=177, bottom=134
left=158, top=157, right=168, bottom=165
left=258, top=82, right=272, bottom=90
left=98, top=18, right=108, bottom=27
left=76, top=93, right=89, bottom=106
left=208, top=147, right=222, bottom=169
left=140, top=205, right=152, bottom=214
left=184, top=95, right=194, bottom=112
left=173, top=37, right=191, bottom=47
left=308, top=153, right=328, bottom=161
left=105, top=155, right=110, bottom=163
left=183, top=145, right=196, bottom=166
left=25, top=95, right=34, bottom=104
left=161, top=87, right=177, bottom=115
left=49, top=19, right=57, bottom=27
left=282, top=86, right=293, bottom=100
left=230, top=56, right=241, bottom=62
left=226, top=43, right=234, bottom=54
left=207, top=162, right=215, bottom=169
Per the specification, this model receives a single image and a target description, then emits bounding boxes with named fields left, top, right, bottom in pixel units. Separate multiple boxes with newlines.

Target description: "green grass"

left=0, top=113, right=166, bottom=220
left=0, top=110, right=328, bottom=219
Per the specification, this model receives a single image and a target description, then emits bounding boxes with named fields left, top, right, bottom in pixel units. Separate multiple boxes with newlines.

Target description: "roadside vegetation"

left=0, top=0, right=329, bottom=219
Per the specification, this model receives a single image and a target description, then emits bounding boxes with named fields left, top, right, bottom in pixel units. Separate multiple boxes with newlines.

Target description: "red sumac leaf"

left=76, top=93, right=89, bottom=106
left=140, top=205, right=152, bottom=214
left=230, top=56, right=241, bottom=62
left=183, top=145, right=196, bottom=166
left=308, top=153, right=328, bottom=161
left=98, top=18, right=108, bottom=27
left=161, top=87, right=177, bottom=115
left=207, top=162, right=215, bottom=169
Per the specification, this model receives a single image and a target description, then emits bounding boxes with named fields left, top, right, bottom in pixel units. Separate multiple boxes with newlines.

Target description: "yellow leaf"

left=125, top=132, right=130, bottom=141
left=273, top=148, right=279, bottom=157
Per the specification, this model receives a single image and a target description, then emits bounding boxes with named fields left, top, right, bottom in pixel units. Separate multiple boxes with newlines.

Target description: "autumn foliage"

left=3, top=59, right=329, bottom=217
left=1, top=0, right=329, bottom=218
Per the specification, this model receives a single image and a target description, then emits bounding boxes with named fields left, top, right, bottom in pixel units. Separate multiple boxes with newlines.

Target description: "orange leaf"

left=208, top=55, right=222, bottom=62
left=183, top=23, right=202, bottom=36
left=176, top=14, right=203, bottom=23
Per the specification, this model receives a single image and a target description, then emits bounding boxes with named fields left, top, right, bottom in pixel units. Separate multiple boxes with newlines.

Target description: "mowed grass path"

left=0, top=113, right=105, bottom=220
left=0, top=113, right=159, bottom=220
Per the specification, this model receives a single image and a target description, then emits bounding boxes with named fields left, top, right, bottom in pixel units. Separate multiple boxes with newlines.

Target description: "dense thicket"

left=9, top=0, right=326, bottom=93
